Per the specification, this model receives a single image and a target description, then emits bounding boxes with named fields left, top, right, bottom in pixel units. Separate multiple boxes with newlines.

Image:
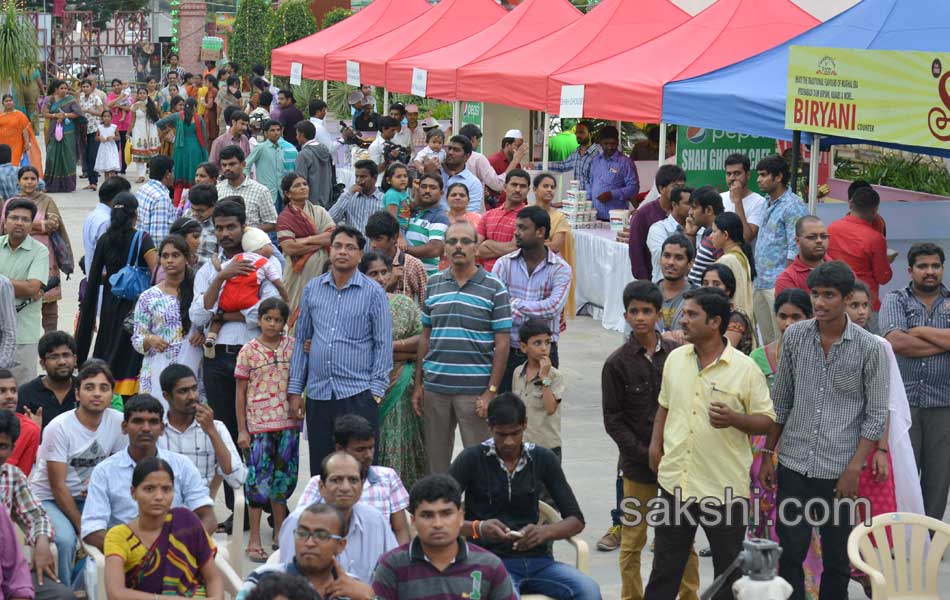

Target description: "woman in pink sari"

left=275, top=173, right=335, bottom=326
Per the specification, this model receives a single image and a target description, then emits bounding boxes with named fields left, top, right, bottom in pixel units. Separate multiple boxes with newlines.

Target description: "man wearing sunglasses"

left=239, top=502, right=374, bottom=600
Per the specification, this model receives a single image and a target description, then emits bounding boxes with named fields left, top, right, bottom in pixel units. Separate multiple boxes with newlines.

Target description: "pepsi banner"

left=675, top=126, right=777, bottom=192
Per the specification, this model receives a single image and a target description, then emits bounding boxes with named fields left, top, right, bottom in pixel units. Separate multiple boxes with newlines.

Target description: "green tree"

left=229, top=0, right=274, bottom=75
left=321, top=7, right=352, bottom=29
left=0, top=0, right=40, bottom=102
left=268, top=0, right=317, bottom=54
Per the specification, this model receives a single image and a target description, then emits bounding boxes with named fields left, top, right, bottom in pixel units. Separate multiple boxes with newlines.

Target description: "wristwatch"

left=373, top=395, right=382, bottom=405
left=541, top=378, right=552, bottom=387
left=488, top=385, right=498, bottom=393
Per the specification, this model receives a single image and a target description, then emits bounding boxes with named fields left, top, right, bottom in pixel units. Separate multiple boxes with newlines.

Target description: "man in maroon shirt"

left=827, top=186, right=893, bottom=331
left=628, top=165, right=686, bottom=280
left=487, top=130, right=528, bottom=175
left=775, top=215, right=829, bottom=296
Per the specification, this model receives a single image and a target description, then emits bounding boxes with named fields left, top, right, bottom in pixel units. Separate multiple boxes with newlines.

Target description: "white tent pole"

left=322, top=80, right=328, bottom=101
left=383, top=88, right=389, bottom=114
left=658, top=122, right=667, bottom=162
left=542, top=112, right=551, bottom=171
left=808, top=134, right=822, bottom=214
left=453, top=100, right=461, bottom=136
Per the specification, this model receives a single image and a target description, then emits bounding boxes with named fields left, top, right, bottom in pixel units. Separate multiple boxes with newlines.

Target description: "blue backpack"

left=109, top=230, right=151, bottom=300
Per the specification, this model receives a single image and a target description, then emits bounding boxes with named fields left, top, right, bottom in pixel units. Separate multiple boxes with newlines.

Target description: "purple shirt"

left=0, top=508, right=33, bottom=599
left=628, top=199, right=667, bottom=280
left=589, top=151, right=639, bottom=220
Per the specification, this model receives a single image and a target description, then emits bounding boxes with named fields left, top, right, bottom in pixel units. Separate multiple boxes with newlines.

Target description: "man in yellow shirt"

left=646, top=287, right=775, bottom=599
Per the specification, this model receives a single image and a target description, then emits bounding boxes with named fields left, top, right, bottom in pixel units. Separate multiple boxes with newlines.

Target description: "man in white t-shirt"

left=28, top=361, right=127, bottom=587
left=721, top=153, right=766, bottom=242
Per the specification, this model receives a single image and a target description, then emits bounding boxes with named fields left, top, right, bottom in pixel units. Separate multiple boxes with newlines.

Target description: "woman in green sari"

left=359, top=250, right=426, bottom=490
left=41, top=79, right=82, bottom=193
left=156, top=98, right=209, bottom=205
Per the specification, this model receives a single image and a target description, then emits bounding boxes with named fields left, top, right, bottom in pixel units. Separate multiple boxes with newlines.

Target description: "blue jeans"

left=42, top=499, right=85, bottom=587
left=503, top=556, right=602, bottom=599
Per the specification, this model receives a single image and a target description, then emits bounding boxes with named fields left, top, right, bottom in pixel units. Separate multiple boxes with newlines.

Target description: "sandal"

left=245, top=546, right=268, bottom=563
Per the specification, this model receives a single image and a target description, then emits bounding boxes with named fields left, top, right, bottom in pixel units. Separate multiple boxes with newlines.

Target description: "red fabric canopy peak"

left=271, top=0, right=431, bottom=80
left=385, top=0, right=583, bottom=100
left=456, top=0, right=690, bottom=111
left=326, top=0, right=507, bottom=87
left=548, top=0, right=819, bottom=121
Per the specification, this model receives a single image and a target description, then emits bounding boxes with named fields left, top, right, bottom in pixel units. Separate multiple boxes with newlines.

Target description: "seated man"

left=239, top=504, right=374, bottom=600
left=372, top=474, right=518, bottom=600
left=28, top=360, right=127, bottom=587
left=80, top=394, right=216, bottom=550
left=156, top=364, right=246, bottom=494
left=278, top=452, right=397, bottom=583
left=295, top=415, right=410, bottom=544
left=0, top=409, right=73, bottom=600
left=0, top=369, right=39, bottom=475
left=15, top=331, right=79, bottom=431
left=448, top=393, right=601, bottom=600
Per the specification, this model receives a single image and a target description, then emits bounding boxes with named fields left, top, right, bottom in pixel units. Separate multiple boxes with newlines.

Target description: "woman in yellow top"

left=533, top=172, right=576, bottom=319
left=709, top=211, right=756, bottom=328
left=104, top=457, right=222, bottom=600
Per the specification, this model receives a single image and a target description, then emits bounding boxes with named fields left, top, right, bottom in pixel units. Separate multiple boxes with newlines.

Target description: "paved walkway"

left=51, top=179, right=948, bottom=598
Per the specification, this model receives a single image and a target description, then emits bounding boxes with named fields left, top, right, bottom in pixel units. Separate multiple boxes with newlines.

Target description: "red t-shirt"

left=477, top=204, right=520, bottom=273
left=7, top=413, right=40, bottom=476
left=487, top=150, right=510, bottom=175
left=827, top=215, right=892, bottom=310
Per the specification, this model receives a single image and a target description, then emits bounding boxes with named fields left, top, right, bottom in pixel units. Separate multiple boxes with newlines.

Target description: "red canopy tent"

left=270, top=0, right=430, bottom=80
left=455, top=0, right=690, bottom=111
left=325, top=0, right=507, bottom=87
left=384, top=0, right=583, bottom=99
left=547, top=0, right=819, bottom=121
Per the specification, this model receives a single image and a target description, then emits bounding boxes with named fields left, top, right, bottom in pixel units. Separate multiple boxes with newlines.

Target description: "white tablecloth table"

left=573, top=227, right=634, bottom=333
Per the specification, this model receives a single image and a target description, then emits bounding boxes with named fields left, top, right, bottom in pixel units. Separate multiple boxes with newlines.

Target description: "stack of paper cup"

left=609, top=209, right=627, bottom=232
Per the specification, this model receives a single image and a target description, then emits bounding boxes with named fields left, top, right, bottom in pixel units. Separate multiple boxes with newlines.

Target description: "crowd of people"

left=0, top=63, right=946, bottom=600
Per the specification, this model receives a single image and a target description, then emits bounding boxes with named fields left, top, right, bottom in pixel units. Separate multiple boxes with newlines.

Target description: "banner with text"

left=785, top=45, right=950, bottom=150
left=676, top=127, right=776, bottom=192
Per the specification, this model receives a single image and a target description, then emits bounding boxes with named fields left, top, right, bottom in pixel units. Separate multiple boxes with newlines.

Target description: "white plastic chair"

left=212, top=487, right=247, bottom=579
left=522, top=501, right=591, bottom=600
left=848, top=511, right=950, bottom=599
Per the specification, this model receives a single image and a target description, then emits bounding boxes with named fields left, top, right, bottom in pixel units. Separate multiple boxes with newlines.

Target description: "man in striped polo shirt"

left=372, top=474, right=517, bottom=600
left=413, top=220, right=512, bottom=474
left=405, top=173, right=449, bottom=276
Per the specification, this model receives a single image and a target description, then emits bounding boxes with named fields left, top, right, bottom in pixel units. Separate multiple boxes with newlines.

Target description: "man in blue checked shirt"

left=288, top=225, right=393, bottom=477
left=588, top=126, right=639, bottom=221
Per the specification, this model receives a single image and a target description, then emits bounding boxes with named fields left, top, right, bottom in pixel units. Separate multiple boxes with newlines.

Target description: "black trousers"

left=203, top=345, right=241, bottom=510
left=117, top=130, right=128, bottom=173
left=84, top=132, right=99, bottom=184
left=498, top=341, right=559, bottom=393
left=776, top=465, right=853, bottom=600
left=306, top=389, right=379, bottom=478
left=644, top=489, right=746, bottom=600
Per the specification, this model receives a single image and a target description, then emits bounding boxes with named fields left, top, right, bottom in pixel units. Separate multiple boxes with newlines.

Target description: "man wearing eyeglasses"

left=413, top=220, right=512, bottom=474
left=240, top=502, right=375, bottom=600
left=0, top=198, right=48, bottom=385
left=774, top=215, right=829, bottom=297
left=277, top=451, right=396, bottom=589
left=288, top=227, right=393, bottom=476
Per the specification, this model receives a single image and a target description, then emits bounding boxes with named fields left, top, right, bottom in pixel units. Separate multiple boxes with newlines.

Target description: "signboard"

left=559, top=84, right=584, bottom=118
left=100, top=55, right=135, bottom=87
left=786, top=46, right=950, bottom=150
left=411, top=68, right=427, bottom=97
left=461, top=101, right=482, bottom=130
left=676, top=126, right=777, bottom=192
left=346, top=60, right=360, bottom=86
left=289, top=62, right=302, bottom=85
